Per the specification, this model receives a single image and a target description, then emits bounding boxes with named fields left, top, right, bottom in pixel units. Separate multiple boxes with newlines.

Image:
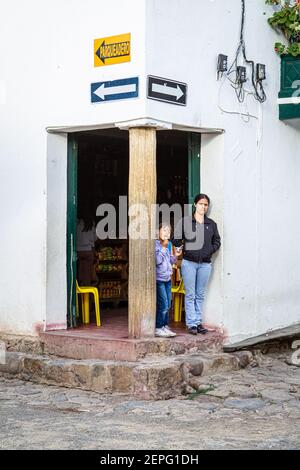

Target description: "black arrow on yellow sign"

left=95, top=40, right=130, bottom=64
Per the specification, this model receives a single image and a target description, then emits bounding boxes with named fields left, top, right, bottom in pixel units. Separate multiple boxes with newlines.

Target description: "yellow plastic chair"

left=76, top=281, right=101, bottom=327
left=171, top=279, right=185, bottom=322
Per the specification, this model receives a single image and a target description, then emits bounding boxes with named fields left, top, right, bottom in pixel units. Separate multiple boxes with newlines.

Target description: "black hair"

left=77, top=213, right=94, bottom=232
left=194, top=193, right=210, bottom=206
left=82, top=216, right=94, bottom=232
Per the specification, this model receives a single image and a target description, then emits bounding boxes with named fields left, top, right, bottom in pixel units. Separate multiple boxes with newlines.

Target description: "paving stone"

left=223, top=398, right=265, bottom=410
left=212, top=408, right=245, bottom=417
left=196, top=402, right=220, bottom=411
left=284, top=377, right=300, bottom=385
left=259, top=403, right=284, bottom=415
left=66, top=396, right=102, bottom=405
left=113, top=401, right=148, bottom=413
left=232, top=351, right=253, bottom=368
left=206, top=388, right=231, bottom=399
left=2, top=351, right=300, bottom=449
left=283, top=400, right=300, bottom=411
left=260, top=389, right=293, bottom=402
left=49, top=393, right=69, bottom=403
left=186, top=358, right=204, bottom=377
left=229, top=387, right=259, bottom=399
left=13, top=386, right=42, bottom=396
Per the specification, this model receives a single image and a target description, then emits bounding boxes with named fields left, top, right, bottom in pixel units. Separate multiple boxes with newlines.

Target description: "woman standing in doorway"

left=173, top=194, right=221, bottom=335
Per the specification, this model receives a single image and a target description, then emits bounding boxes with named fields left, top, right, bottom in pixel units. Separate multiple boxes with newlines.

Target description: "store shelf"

left=95, top=240, right=128, bottom=302
left=97, top=259, right=127, bottom=262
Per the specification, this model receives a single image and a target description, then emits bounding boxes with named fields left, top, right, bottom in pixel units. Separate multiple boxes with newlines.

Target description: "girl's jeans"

left=156, top=280, right=172, bottom=328
left=181, top=259, right=212, bottom=328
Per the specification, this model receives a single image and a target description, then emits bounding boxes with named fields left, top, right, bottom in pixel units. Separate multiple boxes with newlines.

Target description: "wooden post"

left=128, top=127, right=157, bottom=338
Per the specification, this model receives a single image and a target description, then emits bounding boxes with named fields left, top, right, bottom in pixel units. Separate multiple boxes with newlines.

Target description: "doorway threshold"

left=40, top=308, right=224, bottom=362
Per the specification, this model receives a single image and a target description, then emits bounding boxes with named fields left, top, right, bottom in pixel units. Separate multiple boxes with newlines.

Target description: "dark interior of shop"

left=76, top=128, right=188, bottom=310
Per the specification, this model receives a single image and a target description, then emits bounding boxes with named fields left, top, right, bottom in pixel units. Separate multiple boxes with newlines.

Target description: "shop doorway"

left=67, top=129, right=200, bottom=328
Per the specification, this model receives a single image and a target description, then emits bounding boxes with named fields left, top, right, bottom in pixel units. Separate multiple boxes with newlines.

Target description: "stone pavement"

left=0, top=351, right=300, bottom=450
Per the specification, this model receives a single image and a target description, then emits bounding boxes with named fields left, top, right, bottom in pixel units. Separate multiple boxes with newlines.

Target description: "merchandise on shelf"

left=98, top=281, right=122, bottom=299
left=96, top=263, right=123, bottom=273
left=95, top=241, right=128, bottom=301
left=96, top=246, right=126, bottom=261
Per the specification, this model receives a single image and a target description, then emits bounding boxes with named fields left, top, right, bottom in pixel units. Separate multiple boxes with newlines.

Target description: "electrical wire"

left=217, top=75, right=259, bottom=120
left=226, top=0, right=267, bottom=104
left=218, top=74, right=265, bottom=153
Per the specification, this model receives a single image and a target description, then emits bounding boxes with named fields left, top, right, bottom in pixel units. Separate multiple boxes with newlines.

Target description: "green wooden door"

left=279, top=55, right=300, bottom=120
left=67, top=134, right=78, bottom=328
left=188, top=133, right=201, bottom=208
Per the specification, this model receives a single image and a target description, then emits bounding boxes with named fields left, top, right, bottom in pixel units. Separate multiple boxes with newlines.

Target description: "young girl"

left=155, top=223, right=181, bottom=338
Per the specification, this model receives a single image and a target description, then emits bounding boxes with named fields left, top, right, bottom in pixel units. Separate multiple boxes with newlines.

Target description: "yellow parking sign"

left=94, top=33, right=131, bottom=67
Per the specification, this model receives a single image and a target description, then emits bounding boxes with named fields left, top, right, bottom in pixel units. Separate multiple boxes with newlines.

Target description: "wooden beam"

left=128, top=128, right=157, bottom=338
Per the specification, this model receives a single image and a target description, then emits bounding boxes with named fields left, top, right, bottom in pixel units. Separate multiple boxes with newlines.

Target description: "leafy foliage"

left=266, top=0, right=300, bottom=56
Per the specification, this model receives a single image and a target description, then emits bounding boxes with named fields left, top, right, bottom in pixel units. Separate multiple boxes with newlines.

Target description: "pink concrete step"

left=40, top=326, right=224, bottom=362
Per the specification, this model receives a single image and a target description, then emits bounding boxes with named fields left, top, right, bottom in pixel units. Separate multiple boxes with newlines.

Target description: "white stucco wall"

left=201, top=133, right=225, bottom=332
left=0, top=0, right=146, bottom=335
left=1, top=0, right=299, bottom=341
left=146, top=0, right=300, bottom=343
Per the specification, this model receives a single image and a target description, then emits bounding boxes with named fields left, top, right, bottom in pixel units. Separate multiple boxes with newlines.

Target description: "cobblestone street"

left=0, top=351, right=300, bottom=450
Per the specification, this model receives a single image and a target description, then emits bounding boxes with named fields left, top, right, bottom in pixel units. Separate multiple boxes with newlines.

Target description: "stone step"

left=40, top=330, right=226, bottom=362
left=184, top=351, right=253, bottom=394
left=1, top=330, right=225, bottom=362
left=0, top=350, right=253, bottom=400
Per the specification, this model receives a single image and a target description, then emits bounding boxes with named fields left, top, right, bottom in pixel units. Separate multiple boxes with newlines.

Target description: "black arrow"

left=95, top=40, right=130, bottom=64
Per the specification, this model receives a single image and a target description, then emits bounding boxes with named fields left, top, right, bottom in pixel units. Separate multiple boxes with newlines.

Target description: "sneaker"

left=188, top=327, right=198, bottom=335
left=155, top=328, right=169, bottom=338
left=163, top=326, right=177, bottom=337
left=197, top=324, right=208, bottom=334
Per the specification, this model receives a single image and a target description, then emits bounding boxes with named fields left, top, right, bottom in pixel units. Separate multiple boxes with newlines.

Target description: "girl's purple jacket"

left=155, top=240, right=177, bottom=282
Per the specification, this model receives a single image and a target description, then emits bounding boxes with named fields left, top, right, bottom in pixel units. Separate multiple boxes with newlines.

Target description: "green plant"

left=266, top=0, right=300, bottom=56
left=186, top=384, right=216, bottom=400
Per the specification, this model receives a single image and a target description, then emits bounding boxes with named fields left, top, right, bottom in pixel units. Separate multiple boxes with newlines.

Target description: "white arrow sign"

left=152, top=83, right=184, bottom=101
left=94, top=82, right=137, bottom=100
